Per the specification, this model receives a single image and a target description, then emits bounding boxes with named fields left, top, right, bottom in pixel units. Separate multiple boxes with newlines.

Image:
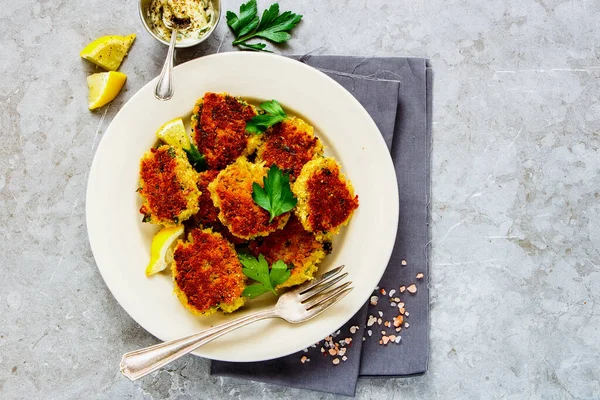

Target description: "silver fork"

left=120, top=266, right=352, bottom=380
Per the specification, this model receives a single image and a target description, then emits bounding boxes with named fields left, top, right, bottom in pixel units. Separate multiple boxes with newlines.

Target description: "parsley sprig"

left=227, top=0, right=303, bottom=52
left=246, top=99, right=287, bottom=134
left=253, top=165, right=297, bottom=222
left=183, top=143, right=207, bottom=172
left=239, top=253, right=291, bottom=298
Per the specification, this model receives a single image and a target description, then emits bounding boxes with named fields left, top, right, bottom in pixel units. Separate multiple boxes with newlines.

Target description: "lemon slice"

left=80, top=34, right=136, bottom=71
left=156, top=118, right=191, bottom=150
left=87, top=71, right=127, bottom=110
left=146, top=225, right=185, bottom=276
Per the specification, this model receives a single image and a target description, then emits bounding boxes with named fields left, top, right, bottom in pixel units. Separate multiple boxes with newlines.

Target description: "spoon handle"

left=155, top=29, right=177, bottom=101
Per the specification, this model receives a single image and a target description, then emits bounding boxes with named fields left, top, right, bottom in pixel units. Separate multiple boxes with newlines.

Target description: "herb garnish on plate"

left=246, top=99, right=287, bottom=134
left=239, top=253, right=291, bottom=298
left=253, top=164, right=297, bottom=222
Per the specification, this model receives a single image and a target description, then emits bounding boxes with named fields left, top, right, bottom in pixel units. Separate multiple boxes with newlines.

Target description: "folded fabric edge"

left=423, top=60, right=433, bottom=374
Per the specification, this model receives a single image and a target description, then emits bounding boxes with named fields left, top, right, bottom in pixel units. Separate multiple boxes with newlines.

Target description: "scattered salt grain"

left=400, top=286, right=406, bottom=293
left=405, top=322, right=410, bottom=328
left=332, top=358, right=340, bottom=365
left=378, top=311, right=383, bottom=317
left=393, top=315, right=404, bottom=327
left=328, top=348, right=337, bottom=356
left=367, top=315, right=377, bottom=326
left=382, top=336, right=390, bottom=345
left=370, top=296, right=378, bottom=305
left=388, top=289, right=396, bottom=297
left=380, top=288, right=386, bottom=295
left=395, top=336, right=401, bottom=343
left=407, top=284, right=417, bottom=294
left=367, top=330, right=372, bottom=336
left=401, top=260, right=407, bottom=266
left=416, top=273, right=424, bottom=279
left=405, top=311, right=410, bottom=317
left=301, top=356, right=309, bottom=363
left=342, top=356, right=348, bottom=361
left=349, top=325, right=359, bottom=334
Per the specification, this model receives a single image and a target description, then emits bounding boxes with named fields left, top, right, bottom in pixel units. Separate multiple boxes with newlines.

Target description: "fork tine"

left=295, top=265, right=344, bottom=295
left=306, top=287, right=353, bottom=317
left=304, top=281, right=353, bottom=310
left=300, top=272, right=348, bottom=301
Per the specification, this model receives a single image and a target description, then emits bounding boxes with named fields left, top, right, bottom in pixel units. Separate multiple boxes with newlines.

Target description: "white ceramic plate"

left=86, top=52, right=398, bottom=362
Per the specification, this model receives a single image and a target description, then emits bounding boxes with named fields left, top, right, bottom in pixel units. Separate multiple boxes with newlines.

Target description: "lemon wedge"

left=87, top=71, right=127, bottom=110
left=156, top=117, right=191, bottom=150
left=80, top=34, right=136, bottom=71
left=146, top=225, right=185, bottom=276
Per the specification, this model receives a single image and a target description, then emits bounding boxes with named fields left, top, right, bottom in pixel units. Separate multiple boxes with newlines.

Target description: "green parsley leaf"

left=239, top=253, right=271, bottom=287
left=183, top=143, right=207, bottom=172
left=225, top=1, right=258, bottom=37
left=239, top=253, right=291, bottom=298
left=238, top=42, right=271, bottom=52
left=227, top=0, right=302, bottom=52
left=270, top=260, right=291, bottom=286
left=260, top=99, right=285, bottom=115
left=246, top=99, right=287, bottom=134
left=252, top=165, right=297, bottom=222
left=242, top=283, right=271, bottom=298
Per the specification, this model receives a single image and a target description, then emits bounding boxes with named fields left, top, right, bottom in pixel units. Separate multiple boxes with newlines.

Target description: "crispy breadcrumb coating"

left=256, top=116, right=324, bottom=180
left=172, top=228, right=246, bottom=315
left=138, top=145, right=200, bottom=226
left=191, top=92, right=259, bottom=170
left=187, top=170, right=246, bottom=245
left=293, top=157, right=359, bottom=238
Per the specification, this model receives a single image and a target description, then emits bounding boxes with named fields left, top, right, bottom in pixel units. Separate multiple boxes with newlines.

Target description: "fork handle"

left=120, top=308, right=278, bottom=380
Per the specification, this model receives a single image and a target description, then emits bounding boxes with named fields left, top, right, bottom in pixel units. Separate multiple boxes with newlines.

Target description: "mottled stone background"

left=1, top=0, right=599, bottom=399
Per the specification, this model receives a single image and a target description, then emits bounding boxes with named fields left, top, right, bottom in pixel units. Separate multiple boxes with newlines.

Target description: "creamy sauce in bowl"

left=150, top=0, right=215, bottom=44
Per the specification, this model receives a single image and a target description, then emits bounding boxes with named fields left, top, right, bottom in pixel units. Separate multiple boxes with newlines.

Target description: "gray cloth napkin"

left=211, top=56, right=432, bottom=397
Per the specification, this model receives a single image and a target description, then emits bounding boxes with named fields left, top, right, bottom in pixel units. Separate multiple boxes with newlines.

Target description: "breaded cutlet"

left=256, top=116, right=324, bottom=180
left=138, top=145, right=200, bottom=226
left=292, top=157, right=359, bottom=238
left=172, top=228, right=246, bottom=315
left=191, top=92, right=260, bottom=170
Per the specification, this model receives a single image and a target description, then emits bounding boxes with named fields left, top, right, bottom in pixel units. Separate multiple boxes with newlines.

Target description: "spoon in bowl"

left=154, top=7, right=191, bottom=101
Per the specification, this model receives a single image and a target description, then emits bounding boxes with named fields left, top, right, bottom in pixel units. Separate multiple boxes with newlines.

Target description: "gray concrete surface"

left=1, top=0, right=599, bottom=398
